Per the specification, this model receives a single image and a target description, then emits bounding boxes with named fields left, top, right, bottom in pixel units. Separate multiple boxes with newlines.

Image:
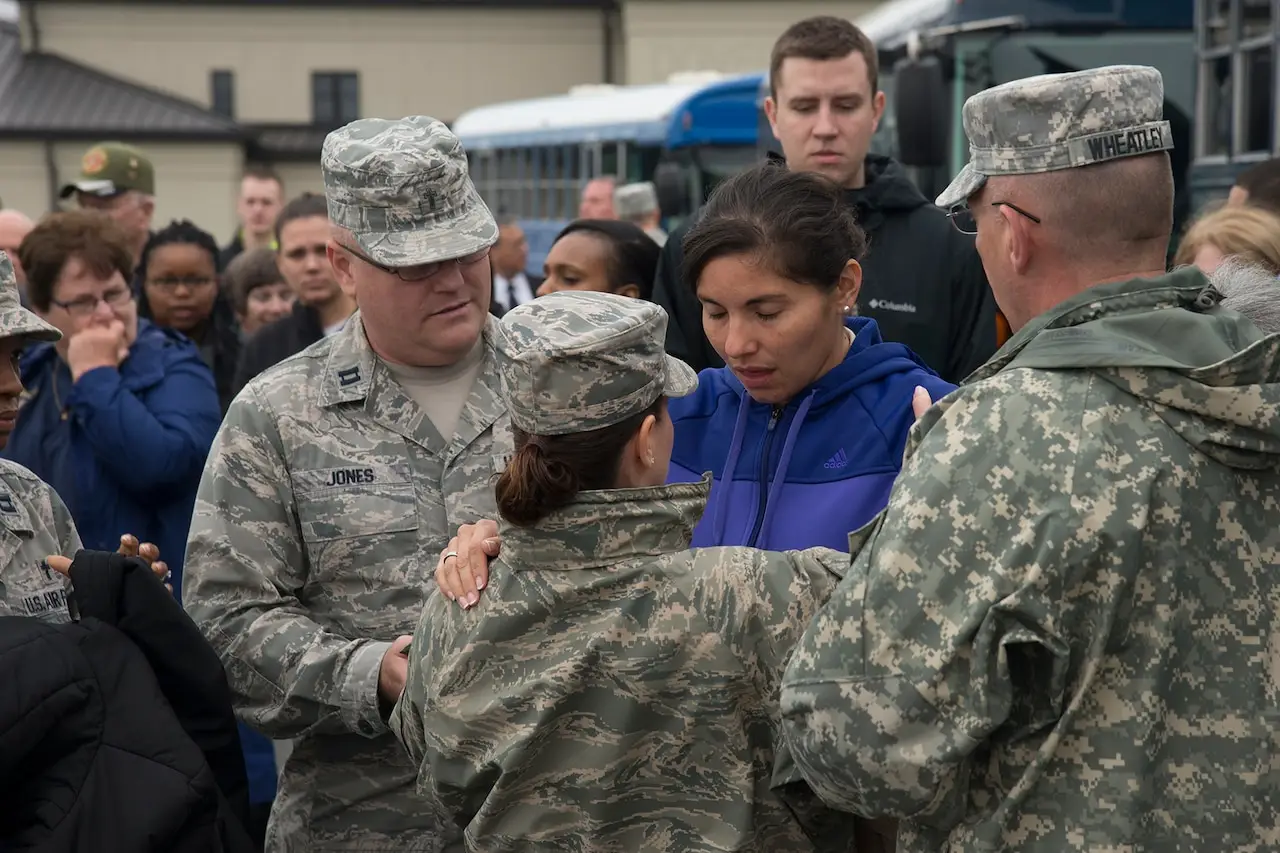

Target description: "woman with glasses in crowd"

left=3, top=210, right=222, bottom=602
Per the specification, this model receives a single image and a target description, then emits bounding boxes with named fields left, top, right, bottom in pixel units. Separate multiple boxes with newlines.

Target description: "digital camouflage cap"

left=59, top=142, right=156, bottom=199
left=496, top=291, right=697, bottom=436
left=321, top=116, right=497, bottom=267
left=0, top=252, right=60, bottom=343
left=936, top=65, right=1173, bottom=210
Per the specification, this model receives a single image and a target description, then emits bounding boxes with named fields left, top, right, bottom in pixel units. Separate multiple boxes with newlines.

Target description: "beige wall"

left=274, top=161, right=325, bottom=204
left=25, top=3, right=607, bottom=123
left=621, top=0, right=881, bottom=84
left=0, top=141, right=51, bottom=220
left=1, top=140, right=243, bottom=238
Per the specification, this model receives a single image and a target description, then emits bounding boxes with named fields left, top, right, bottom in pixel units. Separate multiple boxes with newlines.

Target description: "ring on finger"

left=443, top=551, right=458, bottom=562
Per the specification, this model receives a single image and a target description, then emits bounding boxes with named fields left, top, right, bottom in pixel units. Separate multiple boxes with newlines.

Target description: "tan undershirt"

left=379, top=338, right=485, bottom=440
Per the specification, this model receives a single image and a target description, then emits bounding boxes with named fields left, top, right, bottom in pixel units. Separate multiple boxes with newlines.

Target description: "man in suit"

left=489, top=214, right=542, bottom=317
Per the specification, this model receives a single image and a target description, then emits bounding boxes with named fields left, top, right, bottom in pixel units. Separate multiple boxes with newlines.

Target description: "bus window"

left=1242, top=43, right=1275, bottom=153
left=1201, top=54, right=1233, bottom=156
left=627, top=145, right=663, bottom=184
left=600, top=142, right=620, bottom=180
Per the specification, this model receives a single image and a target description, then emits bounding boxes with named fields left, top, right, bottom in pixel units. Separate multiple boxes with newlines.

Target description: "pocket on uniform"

left=291, top=464, right=420, bottom=586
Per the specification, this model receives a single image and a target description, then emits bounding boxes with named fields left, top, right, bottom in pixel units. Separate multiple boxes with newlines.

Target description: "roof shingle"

left=0, top=22, right=242, bottom=139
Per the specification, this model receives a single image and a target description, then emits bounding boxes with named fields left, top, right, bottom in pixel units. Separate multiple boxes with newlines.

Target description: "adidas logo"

left=824, top=448, right=850, bottom=470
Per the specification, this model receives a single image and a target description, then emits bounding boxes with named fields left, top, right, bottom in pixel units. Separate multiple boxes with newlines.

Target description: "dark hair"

left=494, top=396, right=666, bottom=528
left=1235, top=158, right=1280, bottom=214
left=224, top=247, right=285, bottom=313
left=242, top=163, right=284, bottom=189
left=682, top=163, right=866, bottom=296
left=555, top=219, right=660, bottom=300
left=274, top=192, right=328, bottom=245
left=18, top=210, right=134, bottom=311
left=137, top=219, right=220, bottom=286
left=770, top=16, right=879, bottom=98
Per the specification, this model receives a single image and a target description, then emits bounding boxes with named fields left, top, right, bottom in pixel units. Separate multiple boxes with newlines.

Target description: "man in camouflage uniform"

left=778, top=65, right=1280, bottom=850
left=183, top=117, right=506, bottom=852
left=392, top=291, right=858, bottom=852
left=0, top=253, right=82, bottom=621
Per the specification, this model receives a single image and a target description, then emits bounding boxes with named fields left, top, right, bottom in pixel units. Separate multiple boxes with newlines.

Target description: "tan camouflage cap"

left=0, top=252, right=60, bottom=344
left=496, top=291, right=697, bottom=436
left=936, top=65, right=1173, bottom=210
left=613, top=181, right=659, bottom=220
left=59, top=142, right=155, bottom=199
left=321, top=116, right=497, bottom=267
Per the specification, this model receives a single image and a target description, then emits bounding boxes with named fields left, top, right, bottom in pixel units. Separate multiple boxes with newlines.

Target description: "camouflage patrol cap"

left=59, top=142, right=155, bottom=199
left=613, top=182, right=659, bottom=220
left=0, top=252, right=60, bottom=344
left=321, top=116, right=498, bottom=267
left=496, top=291, right=697, bottom=436
left=936, top=65, right=1173, bottom=210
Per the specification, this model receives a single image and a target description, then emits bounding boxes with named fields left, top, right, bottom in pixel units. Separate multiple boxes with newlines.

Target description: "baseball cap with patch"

left=936, top=65, right=1173, bottom=211
left=59, top=142, right=156, bottom=199
left=0, top=253, right=60, bottom=344
left=321, top=115, right=497, bottom=267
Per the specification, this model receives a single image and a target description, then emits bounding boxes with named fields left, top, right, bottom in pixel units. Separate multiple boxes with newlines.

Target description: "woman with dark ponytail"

left=392, top=291, right=858, bottom=851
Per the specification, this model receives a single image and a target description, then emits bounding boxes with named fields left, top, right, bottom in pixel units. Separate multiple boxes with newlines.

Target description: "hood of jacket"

left=973, top=265, right=1280, bottom=470
left=764, top=152, right=928, bottom=233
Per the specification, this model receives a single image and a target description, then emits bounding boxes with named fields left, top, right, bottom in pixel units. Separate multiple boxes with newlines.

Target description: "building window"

left=210, top=70, right=234, bottom=118
left=313, top=72, right=360, bottom=126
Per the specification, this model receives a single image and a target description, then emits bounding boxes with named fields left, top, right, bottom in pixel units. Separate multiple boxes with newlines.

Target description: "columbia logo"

left=824, top=448, right=850, bottom=470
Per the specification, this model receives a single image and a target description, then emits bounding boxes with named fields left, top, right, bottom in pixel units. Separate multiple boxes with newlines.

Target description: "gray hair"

left=1209, top=257, right=1280, bottom=334
left=613, top=182, right=659, bottom=223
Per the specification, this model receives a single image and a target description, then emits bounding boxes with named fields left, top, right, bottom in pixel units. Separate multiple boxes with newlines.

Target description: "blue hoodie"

left=667, top=317, right=956, bottom=551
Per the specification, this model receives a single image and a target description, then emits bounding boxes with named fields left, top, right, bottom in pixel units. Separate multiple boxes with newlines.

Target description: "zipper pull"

left=767, top=406, right=782, bottom=430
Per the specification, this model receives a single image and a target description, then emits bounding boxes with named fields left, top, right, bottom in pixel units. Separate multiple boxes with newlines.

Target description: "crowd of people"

left=0, top=11, right=1278, bottom=853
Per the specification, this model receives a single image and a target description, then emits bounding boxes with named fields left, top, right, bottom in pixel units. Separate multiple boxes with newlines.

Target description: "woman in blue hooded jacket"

left=434, top=164, right=960, bottom=610
left=666, top=163, right=956, bottom=552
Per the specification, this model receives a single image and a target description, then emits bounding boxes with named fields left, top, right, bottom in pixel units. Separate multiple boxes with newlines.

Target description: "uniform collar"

left=501, top=473, right=711, bottom=571
left=317, top=312, right=507, bottom=457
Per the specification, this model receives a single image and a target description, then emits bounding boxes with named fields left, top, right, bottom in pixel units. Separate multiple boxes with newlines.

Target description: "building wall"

left=621, top=0, right=881, bottom=84
left=274, top=161, right=326, bottom=204
left=0, top=141, right=51, bottom=220
left=25, top=3, right=608, bottom=124
left=1, top=140, right=243, bottom=238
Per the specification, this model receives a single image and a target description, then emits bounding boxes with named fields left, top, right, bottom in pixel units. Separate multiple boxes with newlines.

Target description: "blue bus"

left=453, top=72, right=764, bottom=275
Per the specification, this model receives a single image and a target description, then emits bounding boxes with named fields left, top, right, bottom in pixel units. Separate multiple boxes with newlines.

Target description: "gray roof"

left=0, top=22, right=241, bottom=140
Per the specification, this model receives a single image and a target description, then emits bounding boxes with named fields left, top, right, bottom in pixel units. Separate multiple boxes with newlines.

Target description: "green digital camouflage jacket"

left=392, top=475, right=861, bottom=853
left=183, top=314, right=512, bottom=852
left=778, top=267, right=1280, bottom=851
left=0, top=458, right=81, bottom=623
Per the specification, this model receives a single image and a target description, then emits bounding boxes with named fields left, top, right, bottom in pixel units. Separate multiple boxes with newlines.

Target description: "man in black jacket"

left=653, top=17, right=998, bottom=384
left=234, top=193, right=356, bottom=394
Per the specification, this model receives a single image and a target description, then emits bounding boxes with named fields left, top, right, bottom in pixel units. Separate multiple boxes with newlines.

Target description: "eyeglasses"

left=147, top=275, right=216, bottom=290
left=947, top=201, right=1042, bottom=235
left=51, top=287, right=134, bottom=318
left=340, top=243, right=490, bottom=282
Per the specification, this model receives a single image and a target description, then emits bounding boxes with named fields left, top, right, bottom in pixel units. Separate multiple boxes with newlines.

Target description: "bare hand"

left=377, top=635, right=413, bottom=704
left=912, top=386, right=933, bottom=421
left=119, top=534, right=171, bottom=593
left=67, top=320, right=128, bottom=381
left=436, top=520, right=501, bottom=608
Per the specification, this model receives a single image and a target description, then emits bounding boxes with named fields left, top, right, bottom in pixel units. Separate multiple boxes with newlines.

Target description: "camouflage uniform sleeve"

left=49, top=480, right=82, bottom=556
left=389, top=586, right=471, bottom=826
left=778, top=375, right=1078, bottom=825
left=183, top=383, right=393, bottom=739
left=690, top=545, right=848, bottom=701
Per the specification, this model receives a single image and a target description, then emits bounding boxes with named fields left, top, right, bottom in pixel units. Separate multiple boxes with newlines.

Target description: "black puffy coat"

left=0, top=551, right=255, bottom=853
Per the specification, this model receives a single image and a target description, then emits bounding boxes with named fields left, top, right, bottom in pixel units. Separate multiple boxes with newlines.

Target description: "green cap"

left=59, top=142, right=155, bottom=199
